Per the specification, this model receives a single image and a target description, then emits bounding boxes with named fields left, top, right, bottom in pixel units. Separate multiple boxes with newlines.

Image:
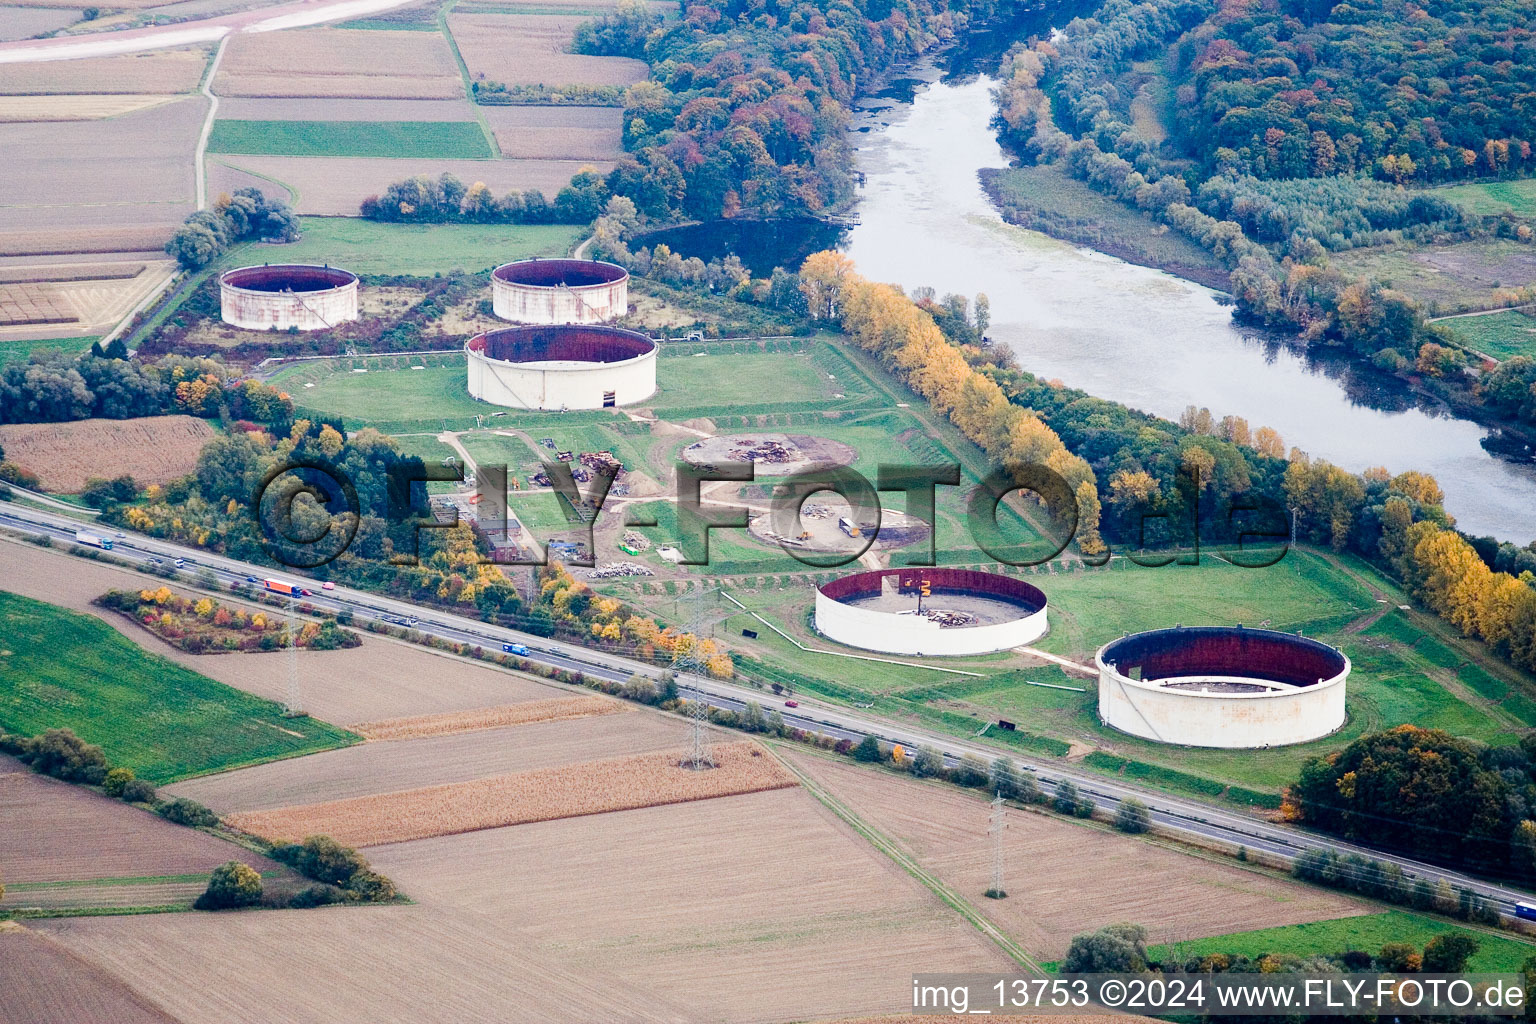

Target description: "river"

left=842, top=63, right=1536, bottom=542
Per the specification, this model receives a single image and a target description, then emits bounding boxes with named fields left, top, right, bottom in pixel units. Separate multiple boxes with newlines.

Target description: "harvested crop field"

left=0, top=924, right=180, bottom=1024
left=228, top=741, right=796, bottom=845
left=354, top=694, right=628, bottom=739
left=784, top=752, right=1366, bottom=959
left=0, top=261, right=176, bottom=338
left=482, top=103, right=623, bottom=159
left=214, top=154, right=614, bottom=215
left=0, top=48, right=209, bottom=94
left=0, top=98, right=203, bottom=252
left=215, top=96, right=478, bottom=121
left=0, top=756, right=277, bottom=884
left=215, top=28, right=462, bottom=98
left=0, top=414, right=215, bottom=492
left=0, top=94, right=179, bottom=122
left=35, top=906, right=678, bottom=1024
left=0, top=6, right=79, bottom=40
left=448, top=13, right=648, bottom=86
left=165, top=711, right=692, bottom=813
left=368, top=786, right=1018, bottom=1021
left=0, top=540, right=564, bottom=724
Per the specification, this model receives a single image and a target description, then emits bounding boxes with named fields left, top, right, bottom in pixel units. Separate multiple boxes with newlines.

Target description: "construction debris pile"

left=585, top=562, right=654, bottom=579
left=921, top=608, right=978, bottom=628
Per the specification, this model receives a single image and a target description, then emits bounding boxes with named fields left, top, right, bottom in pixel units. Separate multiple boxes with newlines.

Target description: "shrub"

left=1053, top=779, right=1082, bottom=815
left=158, top=797, right=219, bottom=827
left=287, top=884, right=345, bottom=908
left=15, top=728, right=108, bottom=784
left=194, top=860, right=263, bottom=910
left=953, top=753, right=990, bottom=788
left=851, top=735, right=882, bottom=762
left=121, top=778, right=157, bottom=803
left=1063, top=923, right=1149, bottom=973
left=911, top=745, right=945, bottom=778
left=344, top=869, right=397, bottom=903
left=288, top=835, right=367, bottom=886
left=1114, top=798, right=1152, bottom=833
left=1074, top=798, right=1096, bottom=819
left=102, top=766, right=135, bottom=797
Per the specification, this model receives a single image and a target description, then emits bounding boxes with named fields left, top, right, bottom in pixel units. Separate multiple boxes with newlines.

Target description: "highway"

left=3, top=499, right=1534, bottom=920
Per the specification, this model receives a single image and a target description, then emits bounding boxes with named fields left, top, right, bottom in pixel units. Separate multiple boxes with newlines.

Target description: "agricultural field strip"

left=365, top=786, right=1019, bottom=1022
left=445, top=12, right=647, bottom=87
left=0, top=927, right=182, bottom=1024
left=164, top=712, right=706, bottom=813
left=352, top=693, right=631, bottom=739
left=0, top=768, right=279, bottom=884
left=781, top=750, right=1368, bottom=959
left=0, top=415, right=215, bottom=493
left=225, top=741, right=797, bottom=845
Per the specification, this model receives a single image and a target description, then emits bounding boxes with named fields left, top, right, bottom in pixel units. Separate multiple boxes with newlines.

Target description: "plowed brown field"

left=0, top=925, right=179, bottom=1024
left=447, top=13, right=647, bottom=86
left=367, top=786, right=1020, bottom=1021
left=227, top=741, right=796, bottom=845
left=783, top=751, right=1366, bottom=959
left=215, top=28, right=461, bottom=98
left=0, top=757, right=277, bottom=884
left=164, top=711, right=691, bottom=813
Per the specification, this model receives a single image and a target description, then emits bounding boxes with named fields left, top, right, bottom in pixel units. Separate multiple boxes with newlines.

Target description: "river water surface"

left=842, top=66, right=1536, bottom=541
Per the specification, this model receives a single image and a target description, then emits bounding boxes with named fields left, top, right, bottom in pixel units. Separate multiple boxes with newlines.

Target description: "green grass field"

left=0, top=336, right=95, bottom=369
left=208, top=120, right=492, bottom=159
left=1151, top=912, right=1536, bottom=972
left=1438, top=308, right=1536, bottom=360
left=1436, top=180, right=1536, bottom=218
left=0, top=591, right=357, bottom=783
left=241, top=217, right=584, bottom=277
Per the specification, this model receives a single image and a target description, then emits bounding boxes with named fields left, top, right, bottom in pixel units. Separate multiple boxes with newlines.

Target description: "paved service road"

left=2, top=500, right=1533, bottom=919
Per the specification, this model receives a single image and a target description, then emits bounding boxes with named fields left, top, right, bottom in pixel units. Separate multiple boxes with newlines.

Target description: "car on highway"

left=784, top=700, right=799, bottom=708
left=501, top=642, right=529, bottom=656
left=173, top=558, right=185, bottom=568
left=147, top=557, right=162, bottom=565
left=115, top=531, right=125, bottom=538
left=322, top=582, right=335, bottom=591
left=298, top=588, right=313, bottom=597
left=246, top=576, right=258, bottom=583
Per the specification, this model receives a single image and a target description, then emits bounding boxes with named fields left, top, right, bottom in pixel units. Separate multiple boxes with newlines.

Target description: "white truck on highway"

left=73, top=530, right=112, bottom=550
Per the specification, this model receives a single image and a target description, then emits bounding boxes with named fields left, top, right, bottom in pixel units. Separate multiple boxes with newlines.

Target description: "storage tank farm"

left=219, top=264, right=359, bottom=331
left=490, top=258, right=628, bottom=325
left=467, top=257, right=651, bottom=411
left=1096, top=625, right=1349, bottom=747
left=814, top=567, right=1049, bottom=657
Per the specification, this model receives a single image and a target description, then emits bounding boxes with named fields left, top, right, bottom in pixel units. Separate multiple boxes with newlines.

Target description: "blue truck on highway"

left=501, top=642, right=529, bottom=656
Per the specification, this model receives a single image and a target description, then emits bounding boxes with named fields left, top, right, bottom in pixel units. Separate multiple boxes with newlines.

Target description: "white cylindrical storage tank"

left=491, top=258, right=628, bottom=324
left=466, top=324, right=657, bottom=411
left=814, top=568, right=1048, bottom=657
left=1096, top=626, right=1349, bottom=748
left=219, top=264, right=359, bottom=331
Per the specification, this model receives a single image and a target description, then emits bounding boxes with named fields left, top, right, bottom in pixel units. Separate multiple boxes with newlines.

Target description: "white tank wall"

left=220, top=281, right=358, bottom=331
left=1097, top=664, right=1347, bottom=748
left=467, top=346, right=656, bottom=411
left=492, top=277, right=627, bottom=324
left=814, top=590, right=1048, bottom=656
